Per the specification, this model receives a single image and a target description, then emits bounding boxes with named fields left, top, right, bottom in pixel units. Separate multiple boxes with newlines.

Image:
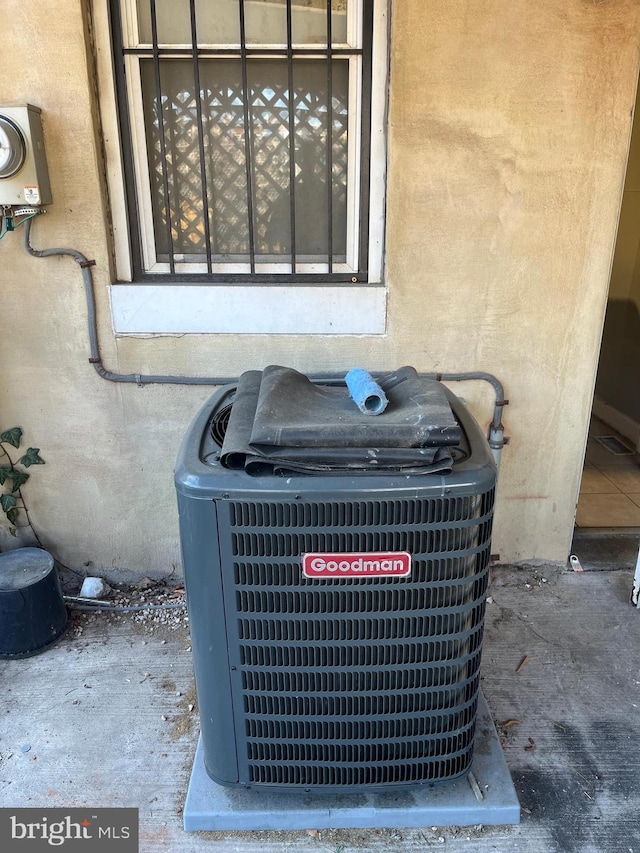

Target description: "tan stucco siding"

left=1, top=0, right=639, bottom=572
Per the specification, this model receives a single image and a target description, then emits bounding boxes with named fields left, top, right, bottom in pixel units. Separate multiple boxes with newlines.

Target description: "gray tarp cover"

left=220, top=365, right=462, bottom=475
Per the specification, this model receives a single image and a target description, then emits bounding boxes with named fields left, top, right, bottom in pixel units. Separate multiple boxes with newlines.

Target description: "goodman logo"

left=302, top=552, right=411, bottom=578
left=0, top=808, right=138, bottom=851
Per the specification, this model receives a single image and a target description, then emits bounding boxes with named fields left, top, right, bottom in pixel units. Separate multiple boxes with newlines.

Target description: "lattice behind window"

left=141, top=59, right=349, bottom=261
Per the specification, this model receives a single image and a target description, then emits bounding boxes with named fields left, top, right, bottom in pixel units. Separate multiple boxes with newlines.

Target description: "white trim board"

left=592, top=397, right=640, bottom=450
left=110, top=284, right=387, bottom=335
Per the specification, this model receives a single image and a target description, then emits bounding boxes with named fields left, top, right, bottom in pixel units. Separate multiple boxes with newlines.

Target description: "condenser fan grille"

left=210, top=403, right=232, bottom=446
left=221, top=490, right=494, bottom=788
left=250, top=756, right=473, bottom=787
left=239, top=627, right=484, bottom=668
left=245, top=698, right=478, bottom=740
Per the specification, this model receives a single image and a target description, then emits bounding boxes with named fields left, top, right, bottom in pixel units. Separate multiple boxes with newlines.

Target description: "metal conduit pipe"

left=23, top=219, right=234, bottom=387
left=22, top=218, right=508, bottom=466
left=421, top=371, right=508, bottom=469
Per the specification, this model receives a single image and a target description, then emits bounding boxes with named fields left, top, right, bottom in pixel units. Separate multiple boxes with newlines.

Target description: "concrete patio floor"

left=1, top=564, right=639, bottom=853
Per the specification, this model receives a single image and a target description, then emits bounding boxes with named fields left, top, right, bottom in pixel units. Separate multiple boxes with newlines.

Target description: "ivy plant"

left=0, top=427, right=45, bottom=543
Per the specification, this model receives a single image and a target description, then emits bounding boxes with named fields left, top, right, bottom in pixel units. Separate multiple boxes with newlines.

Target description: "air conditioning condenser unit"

left=175, top=369, right=497, bottom=793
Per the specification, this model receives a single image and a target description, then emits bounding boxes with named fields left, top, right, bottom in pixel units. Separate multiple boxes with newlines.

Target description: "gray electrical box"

left=0, top=105, right=52, bottom=206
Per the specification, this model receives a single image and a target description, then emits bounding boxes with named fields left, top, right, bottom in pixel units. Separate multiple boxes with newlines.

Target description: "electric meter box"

left=0, top=105, right=52, bottom=206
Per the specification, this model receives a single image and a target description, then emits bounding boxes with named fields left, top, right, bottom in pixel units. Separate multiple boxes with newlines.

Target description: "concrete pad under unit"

left=184, top=692, right=520, bottom=831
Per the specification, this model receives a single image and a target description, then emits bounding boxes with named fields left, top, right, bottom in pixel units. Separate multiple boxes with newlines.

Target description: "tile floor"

left=576, top=415, right=640, bottom=528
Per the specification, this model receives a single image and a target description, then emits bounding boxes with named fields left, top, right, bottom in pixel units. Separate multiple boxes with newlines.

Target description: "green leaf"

left=0, top=428, right=23, bottom=448
left=8, top=469, right=29, bottom=492
left=0, top=467, right=11, bottom=486
left=19, top=448, right=44, bottom=468
left=0, top=493, right=18, bottom=514
left=6, top=508, right=19, bottom=525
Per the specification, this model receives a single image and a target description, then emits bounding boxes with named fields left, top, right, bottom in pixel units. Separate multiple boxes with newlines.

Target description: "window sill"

left=109, top=283, right=387, bottom=335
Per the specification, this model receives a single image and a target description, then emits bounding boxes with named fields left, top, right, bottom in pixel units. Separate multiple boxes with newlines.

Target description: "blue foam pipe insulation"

left=345, top=368, right=389, bottom=416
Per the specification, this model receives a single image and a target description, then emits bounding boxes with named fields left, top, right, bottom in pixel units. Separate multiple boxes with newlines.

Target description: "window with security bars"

left=110, top=0, right=377, bottom=281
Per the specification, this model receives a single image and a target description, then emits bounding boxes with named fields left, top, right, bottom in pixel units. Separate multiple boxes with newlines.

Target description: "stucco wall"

left=1, top=0, right=639, bottom=573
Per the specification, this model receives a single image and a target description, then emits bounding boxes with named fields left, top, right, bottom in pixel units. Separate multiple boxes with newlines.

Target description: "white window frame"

left=92, top=0, right=389, bottom=335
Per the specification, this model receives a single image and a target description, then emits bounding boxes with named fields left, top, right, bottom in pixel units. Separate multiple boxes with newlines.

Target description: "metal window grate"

left=110, top=0, right=373, bottom=282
